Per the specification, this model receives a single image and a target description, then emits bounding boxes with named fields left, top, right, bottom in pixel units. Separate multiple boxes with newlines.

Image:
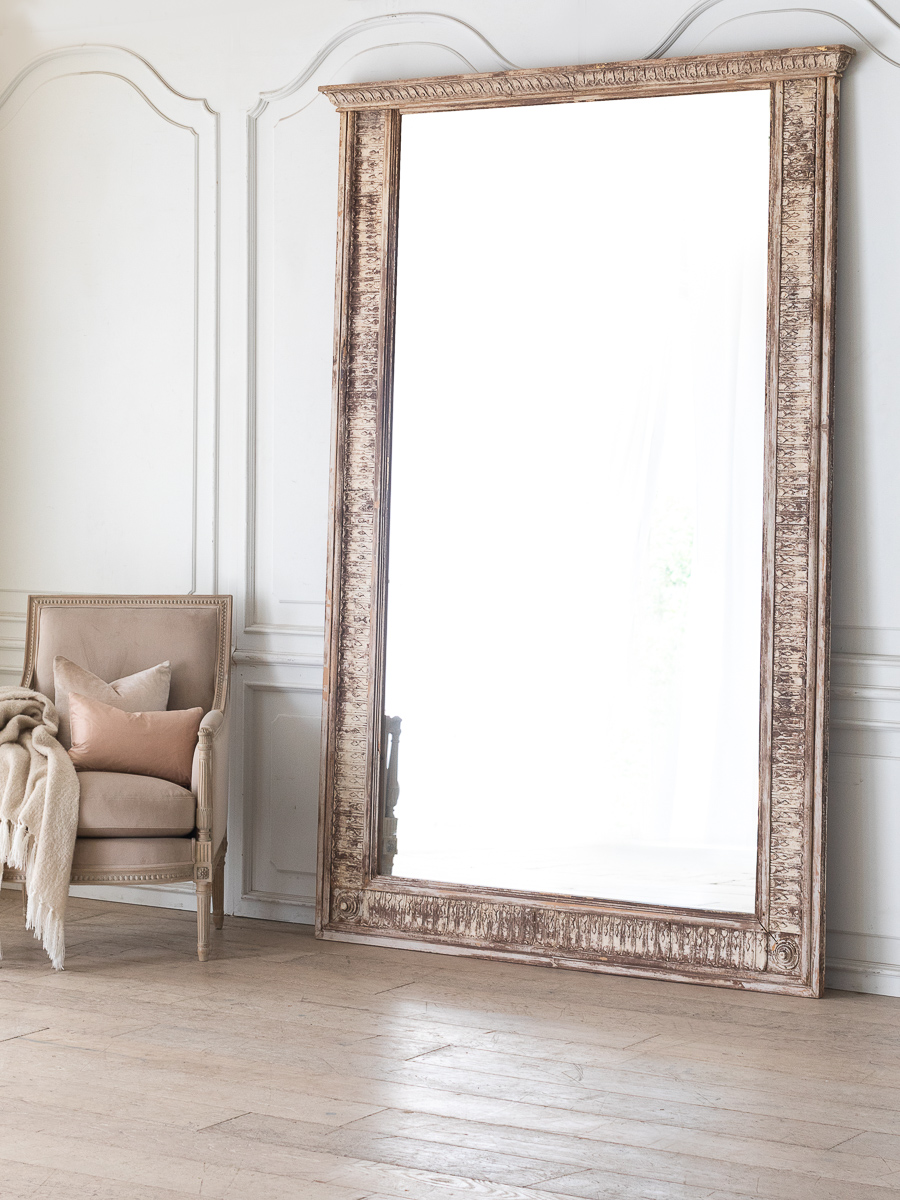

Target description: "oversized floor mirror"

left=317, top=46, right=853, bottom=996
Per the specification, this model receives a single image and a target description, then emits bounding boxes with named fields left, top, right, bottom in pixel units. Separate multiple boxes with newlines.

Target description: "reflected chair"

left=378, top=715, right=401, bottom=874
left=11, top=594, right=232, bottom=961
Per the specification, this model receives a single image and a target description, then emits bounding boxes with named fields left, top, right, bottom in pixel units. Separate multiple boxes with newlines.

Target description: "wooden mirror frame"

left=316, top=46, right=854, bottom=997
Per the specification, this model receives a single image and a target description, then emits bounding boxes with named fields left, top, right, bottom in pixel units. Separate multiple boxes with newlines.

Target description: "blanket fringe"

left=0, top=816, right=65, bottom=969
left=25, top=892, right=66, bottom=971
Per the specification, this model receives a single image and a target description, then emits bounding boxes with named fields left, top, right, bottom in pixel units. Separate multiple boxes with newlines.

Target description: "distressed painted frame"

left=317, top=46, right=853, bottom=996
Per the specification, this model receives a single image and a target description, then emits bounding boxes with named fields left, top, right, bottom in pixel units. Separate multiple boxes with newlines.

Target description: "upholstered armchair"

left=11, top=594, right=232, bottom=961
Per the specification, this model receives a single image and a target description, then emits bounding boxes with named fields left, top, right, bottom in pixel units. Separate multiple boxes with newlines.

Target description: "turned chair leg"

left=21, top=883, right=27, bottom=917
left=196, top=880, right=211, bottom=962
left=212, top=856, right=225, bottom=931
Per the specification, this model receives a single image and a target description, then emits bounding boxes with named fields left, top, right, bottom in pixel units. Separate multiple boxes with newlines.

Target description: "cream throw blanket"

left=0, top=687, right=79, bottom=969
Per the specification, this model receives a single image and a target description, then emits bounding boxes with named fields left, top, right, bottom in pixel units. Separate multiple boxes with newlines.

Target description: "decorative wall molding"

left=257, top=12, right=515, bottom=106
left=243, top=14, right=515, bottom=638
left=252, top=12, right=515, bottom=116
left=646, top=0, right=900, bottom=61
left=826, top=637, right=900, bottom=992
left=0, top=44, right=218, bottom=123
left=0, top=45, right=219, bottom=641
left=232, top=649, right=324, bottom=666
left=239, top=681, right=322, bottom=911
left=701, top=11, right=900, bottom=69
left=830, top=628, right=900, bottom=750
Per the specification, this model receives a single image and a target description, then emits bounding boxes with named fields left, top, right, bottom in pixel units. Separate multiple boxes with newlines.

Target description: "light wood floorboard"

left=0, top=894, right=899, bottom=1198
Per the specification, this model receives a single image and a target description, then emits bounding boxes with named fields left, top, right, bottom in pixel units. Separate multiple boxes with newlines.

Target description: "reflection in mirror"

left=381, top=90, right=771, bottom=912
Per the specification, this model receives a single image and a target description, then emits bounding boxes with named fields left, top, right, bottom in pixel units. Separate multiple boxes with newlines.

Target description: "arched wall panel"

left=0, top=47, right=218, bottom=688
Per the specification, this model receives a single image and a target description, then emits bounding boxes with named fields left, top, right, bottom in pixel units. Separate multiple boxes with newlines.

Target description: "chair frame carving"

left=316, top=46, right=854, bottom=996
left=14, top=594, right=232, bottom=961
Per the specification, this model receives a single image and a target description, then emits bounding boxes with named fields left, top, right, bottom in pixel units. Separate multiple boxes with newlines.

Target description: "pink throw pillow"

left=52, top=655, right=171, bottom=750
left=68, top=693, right=203, bottom=790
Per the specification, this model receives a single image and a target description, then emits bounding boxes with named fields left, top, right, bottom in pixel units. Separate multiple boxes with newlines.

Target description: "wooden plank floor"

left=0, top=896, right=899, bottom=1200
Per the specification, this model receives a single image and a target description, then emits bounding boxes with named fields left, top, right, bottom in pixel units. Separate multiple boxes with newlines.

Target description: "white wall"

left=0, top=0, right=897, bottom=993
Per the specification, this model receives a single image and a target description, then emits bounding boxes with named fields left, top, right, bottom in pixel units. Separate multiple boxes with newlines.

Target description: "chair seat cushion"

left=72, top=837, right=194, bottom=871
left=76, top=771, right=196, bottom=837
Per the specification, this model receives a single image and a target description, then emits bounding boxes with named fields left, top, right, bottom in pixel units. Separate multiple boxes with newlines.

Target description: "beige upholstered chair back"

left=22, top=596, right=232, bottom=715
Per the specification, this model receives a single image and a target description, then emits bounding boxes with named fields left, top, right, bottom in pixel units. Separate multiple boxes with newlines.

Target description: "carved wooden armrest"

left=192, top=707, right=229, bottom=957
left=199, top=709, right=225, bottom=738
left=191, top=709, right=227, bottom=872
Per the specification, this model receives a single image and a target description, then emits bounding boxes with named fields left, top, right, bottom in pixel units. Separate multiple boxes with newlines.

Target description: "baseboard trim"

left=231, top=895, right=314, bottom=924
left=826, top=957, right=900, bottom=997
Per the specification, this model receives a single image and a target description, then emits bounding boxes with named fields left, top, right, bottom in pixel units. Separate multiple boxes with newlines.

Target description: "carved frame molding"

left=317, top=46, right=853, bottom=996
left=321, top=46, right=852, bottom=110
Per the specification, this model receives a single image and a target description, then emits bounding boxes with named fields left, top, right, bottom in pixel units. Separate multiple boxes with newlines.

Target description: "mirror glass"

left=381, top=90, right=771, bottom=912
